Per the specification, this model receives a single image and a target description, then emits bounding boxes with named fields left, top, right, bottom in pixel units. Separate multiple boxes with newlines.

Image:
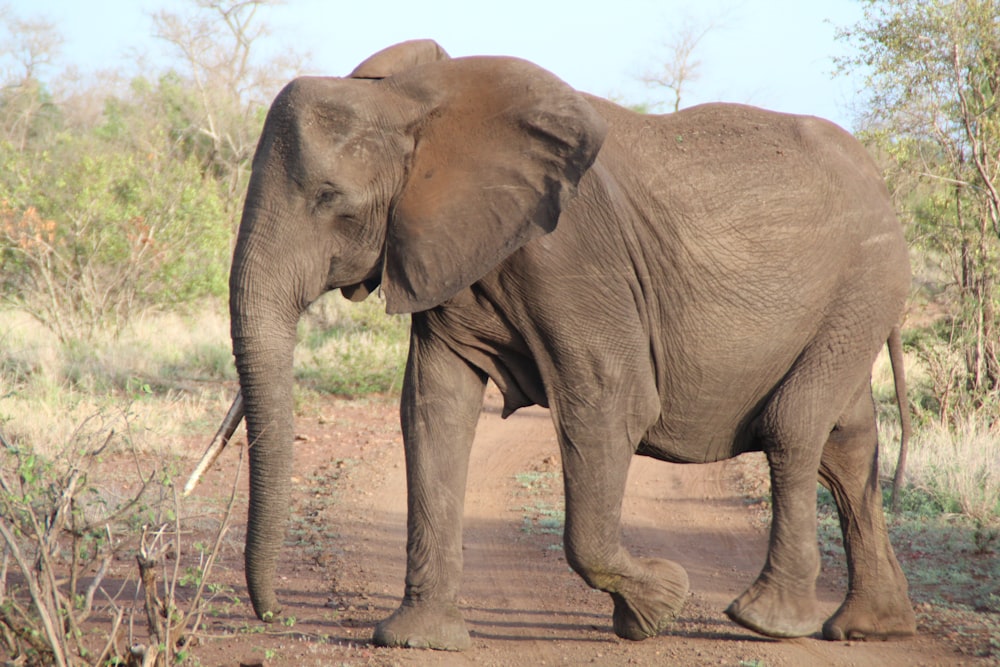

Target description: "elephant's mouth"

left=340, top=276, right=382, bottom=302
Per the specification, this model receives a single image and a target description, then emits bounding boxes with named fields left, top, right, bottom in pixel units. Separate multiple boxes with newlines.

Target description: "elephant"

left=219, top=38, right=917, bottom=650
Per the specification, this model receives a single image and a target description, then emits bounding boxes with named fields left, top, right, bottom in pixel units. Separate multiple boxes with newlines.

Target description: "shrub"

left=0, top=414, right=242, bottom=667
left=0, top=136, right=231, bottom=344
left=294, top=293, right=409, bottom=397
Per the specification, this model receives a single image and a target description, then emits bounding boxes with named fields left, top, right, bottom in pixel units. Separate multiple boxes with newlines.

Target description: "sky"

left=9, top=0, right=868, bottom=131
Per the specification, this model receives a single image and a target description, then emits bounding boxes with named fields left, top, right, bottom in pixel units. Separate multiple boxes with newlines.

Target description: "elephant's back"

left=587, top=97, right=893, bottom=233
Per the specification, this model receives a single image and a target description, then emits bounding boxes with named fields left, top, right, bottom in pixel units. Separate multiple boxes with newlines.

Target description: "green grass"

left=513, top=470, right=565, bottom=543
left=520, top=501, right=565, bottom=536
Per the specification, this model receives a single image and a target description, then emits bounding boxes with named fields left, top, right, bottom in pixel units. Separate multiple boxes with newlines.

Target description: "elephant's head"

left=229, top=40, right=607, bottom=620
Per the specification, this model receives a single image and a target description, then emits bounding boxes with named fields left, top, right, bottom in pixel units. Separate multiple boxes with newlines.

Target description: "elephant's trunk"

left=235, top=340, right=295, bottom=620
left=229, top=206, right=305, bottom=621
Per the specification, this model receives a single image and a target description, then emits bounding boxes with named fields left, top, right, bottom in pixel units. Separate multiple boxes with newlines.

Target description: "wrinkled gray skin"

left=230, top=39, right=916, bottom=650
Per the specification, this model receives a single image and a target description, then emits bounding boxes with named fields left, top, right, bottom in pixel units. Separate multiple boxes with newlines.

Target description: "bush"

left=294, top=293, right=409, bottom=397
left=0, top=414, right=242, bottom=667
left=0, top=134, right=231, bottom=344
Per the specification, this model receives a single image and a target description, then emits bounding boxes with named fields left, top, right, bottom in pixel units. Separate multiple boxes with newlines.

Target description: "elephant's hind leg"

left=726, top=340, right=853, bottom=638
left=819, top=389, right=916, bottom=640
left=559, top=420, right=689, bottom=641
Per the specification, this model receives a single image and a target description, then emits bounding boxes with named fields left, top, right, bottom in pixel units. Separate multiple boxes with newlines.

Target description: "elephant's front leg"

left=558, top=417, right=690, bottom=641
left=373, top=325, right=486, bottom=651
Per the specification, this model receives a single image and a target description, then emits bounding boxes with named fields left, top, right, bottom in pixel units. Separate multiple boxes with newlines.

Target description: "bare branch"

left=0, top=516, right=67, bottom=667
left=640, top=10, right=730, bottom=112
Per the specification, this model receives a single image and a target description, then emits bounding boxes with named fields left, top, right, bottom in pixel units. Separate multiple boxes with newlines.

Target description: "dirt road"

left=192, top=388, right=974, bottom=665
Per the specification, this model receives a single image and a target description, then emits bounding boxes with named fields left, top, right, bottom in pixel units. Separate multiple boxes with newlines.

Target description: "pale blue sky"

left=9, top=0, right=866, bottom=130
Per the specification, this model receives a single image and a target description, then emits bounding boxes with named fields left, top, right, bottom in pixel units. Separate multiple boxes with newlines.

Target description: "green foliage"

left=837, top=0, right=1000, bottom=420
left=884, top=483, right=957, bottom=517
left=294, top=294, right=409, bottom=397
left=0, top=0, right=296, bottom=345
left=887, top=512, right=1000, bottom=611
left=0, top=121, right=231, bottom=342
left=295, top=338, right=407, bottom=396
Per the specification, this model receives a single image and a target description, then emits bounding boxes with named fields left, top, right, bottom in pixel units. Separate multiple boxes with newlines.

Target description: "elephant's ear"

left=349, top=40, right=450, bottom=79
left=381, top=57, right=608, bottom=314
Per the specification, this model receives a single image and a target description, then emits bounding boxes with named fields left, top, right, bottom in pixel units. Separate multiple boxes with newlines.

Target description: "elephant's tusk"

left=183, top=390, right=245, bottom=497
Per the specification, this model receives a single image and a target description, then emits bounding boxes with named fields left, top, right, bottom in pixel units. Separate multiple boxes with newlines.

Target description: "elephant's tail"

left=887, top=325, right=910, bottom=512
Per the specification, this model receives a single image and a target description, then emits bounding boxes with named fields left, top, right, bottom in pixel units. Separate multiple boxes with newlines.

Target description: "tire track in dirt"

left=209, top=389, right=965, bottom=665
left=432, top=388, right=959, bottom=665
left=458, top=399, right=610, bottom=665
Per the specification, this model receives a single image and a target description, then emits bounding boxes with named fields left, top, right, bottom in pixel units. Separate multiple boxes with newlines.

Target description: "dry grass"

left=1, top=304, right=236, bottom=459
left=879, top=417, right=1000, bottom=521
left=4, top=301, right=994, bottom=523
left=873, top=346, right=1000, bottom=522
left=1, top=295, right=409, bottom=459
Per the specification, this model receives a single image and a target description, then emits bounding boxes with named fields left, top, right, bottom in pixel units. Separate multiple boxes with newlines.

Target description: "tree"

left=151, top=0, right=302, bottom=218
left=0, top=8, right=63, bottom=150
left=837, top=0, right=1000, bottom=421
left=0, top=5, right=239, bottom=342
left=640, top=11, right=728, bottom=112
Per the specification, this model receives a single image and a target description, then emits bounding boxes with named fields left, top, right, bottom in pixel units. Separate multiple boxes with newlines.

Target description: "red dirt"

left=179, top=386, right=980, bottom=666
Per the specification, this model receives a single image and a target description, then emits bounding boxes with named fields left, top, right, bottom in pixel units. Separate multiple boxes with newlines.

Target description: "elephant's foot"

left=611, top=557, right=689, bottom=641
left=372, top=600, right=471, bottom=651
left=726, top=575, right=823, bottom=638
left=822, top=591, right=916, bottom=641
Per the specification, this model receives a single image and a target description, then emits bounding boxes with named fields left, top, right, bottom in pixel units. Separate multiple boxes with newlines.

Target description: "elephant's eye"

left=314, top=186, right=342, bottom=211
